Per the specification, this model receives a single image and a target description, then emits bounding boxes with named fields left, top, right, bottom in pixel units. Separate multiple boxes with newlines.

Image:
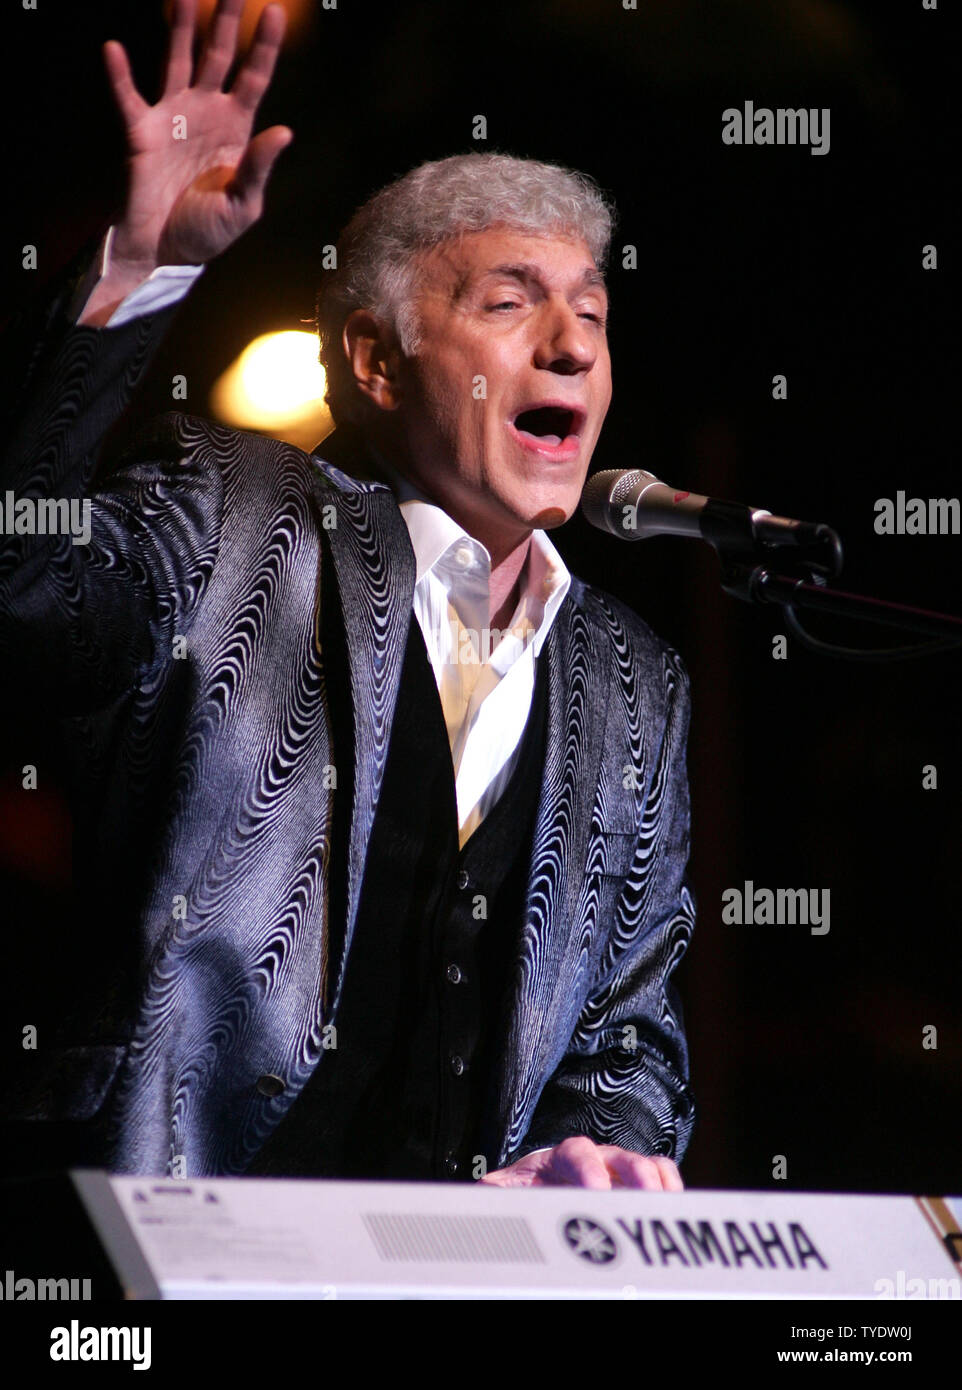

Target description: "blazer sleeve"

left=512, top=651, right=697, bottom=1166
left=0, top=240, right=220, bottom=714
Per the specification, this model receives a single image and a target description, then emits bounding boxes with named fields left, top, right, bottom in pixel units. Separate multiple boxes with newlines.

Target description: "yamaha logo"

left=562, top=1217, right=619, bottom=1264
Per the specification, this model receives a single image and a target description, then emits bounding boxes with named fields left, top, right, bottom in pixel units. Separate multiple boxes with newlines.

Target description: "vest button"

left=446, top=963, right=463, bottom=984
left=444, top=1154, right=459, bottom=1176
left=450, top=1054, right=465, bottom=1076
left=457, top=869, right=469, bottom=890
left=256, top=1074, right=286, bottom=1098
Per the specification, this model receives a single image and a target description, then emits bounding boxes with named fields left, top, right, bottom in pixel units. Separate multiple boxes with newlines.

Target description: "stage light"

left=210, top=330, right=333, bottom=448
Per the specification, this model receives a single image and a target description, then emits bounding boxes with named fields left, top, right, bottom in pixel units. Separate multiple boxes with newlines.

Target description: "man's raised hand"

left=105, top=0, right=291, bottom=278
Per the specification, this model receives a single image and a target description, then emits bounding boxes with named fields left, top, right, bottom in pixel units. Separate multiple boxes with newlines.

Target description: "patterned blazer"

left=0, top=253, right=696, bottom=1178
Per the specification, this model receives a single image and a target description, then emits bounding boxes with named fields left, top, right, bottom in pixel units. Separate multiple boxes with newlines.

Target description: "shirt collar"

left=371, top=447, right=571, bottom=656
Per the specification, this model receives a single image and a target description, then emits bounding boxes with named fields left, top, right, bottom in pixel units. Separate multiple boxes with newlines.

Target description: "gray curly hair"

left=315, top=152, right=615, bottom=425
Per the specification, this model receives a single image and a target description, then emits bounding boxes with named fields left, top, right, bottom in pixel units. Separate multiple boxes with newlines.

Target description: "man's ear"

left=342, top=309, right=403, bottom=412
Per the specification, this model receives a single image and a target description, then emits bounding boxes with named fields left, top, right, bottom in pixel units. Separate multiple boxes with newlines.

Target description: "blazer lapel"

left=490, top=587, right=612, bottom=1167
left=309, top=428, right=416, bottom=1017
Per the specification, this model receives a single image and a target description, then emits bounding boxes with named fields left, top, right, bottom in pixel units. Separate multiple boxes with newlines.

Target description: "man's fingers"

left=102, top=41, right=148, bottom=127
left=601, top=1149, right=664, bottom=1189
left=230, top=125, right=293, bottom=205
left=542, top=1136, right=612, bottom=1190
left=479, top=1139, right=684, bottom=1192
left=162, top=0, right=198, bottom=97
left=651, top=1156, right=684, bottom=1191
left=599, top=1146, right=684, bottom=1190
left=195, top=0, right=245, bottom=92
left=231, top=3, right=288, bottom=113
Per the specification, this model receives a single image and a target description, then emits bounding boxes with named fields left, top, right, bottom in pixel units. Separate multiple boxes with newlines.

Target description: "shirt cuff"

left=68, top=224, right=205, bottom=327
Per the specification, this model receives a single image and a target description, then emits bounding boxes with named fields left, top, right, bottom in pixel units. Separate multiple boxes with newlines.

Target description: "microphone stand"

left=700, top=500, right=962, bottom=659
left=731, top=568, right=962, bottom=642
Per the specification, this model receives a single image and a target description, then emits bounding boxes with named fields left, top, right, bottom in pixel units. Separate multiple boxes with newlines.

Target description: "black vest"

left=246, top=600, right=548, bottom=1182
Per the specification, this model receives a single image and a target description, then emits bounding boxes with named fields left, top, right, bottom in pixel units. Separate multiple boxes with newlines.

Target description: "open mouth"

left=510, top=404, right=585, bottom=450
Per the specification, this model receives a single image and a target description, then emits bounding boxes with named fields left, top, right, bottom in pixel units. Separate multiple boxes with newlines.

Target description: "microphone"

left=581, top=468, right=842, bottom=572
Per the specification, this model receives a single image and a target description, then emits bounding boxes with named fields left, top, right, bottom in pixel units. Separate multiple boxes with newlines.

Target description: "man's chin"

left=497, top=497, right=574, bottom=533
left=481, top=482, right=580, bottom=539
left=529, top=503, right=570, bottom=529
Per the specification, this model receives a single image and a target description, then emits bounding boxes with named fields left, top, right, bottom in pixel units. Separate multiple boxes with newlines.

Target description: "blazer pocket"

left=595, top=828, right=639, bottom=882
left=3, top=1044, right=129, bottom=1123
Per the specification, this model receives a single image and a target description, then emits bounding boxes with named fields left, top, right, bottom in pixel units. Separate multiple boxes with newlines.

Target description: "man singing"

left=1, top=0, right=695, bottom=1190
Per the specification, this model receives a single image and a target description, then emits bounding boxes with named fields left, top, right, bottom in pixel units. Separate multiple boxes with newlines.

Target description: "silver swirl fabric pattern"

left=0, top=267, right=696, bottom=1178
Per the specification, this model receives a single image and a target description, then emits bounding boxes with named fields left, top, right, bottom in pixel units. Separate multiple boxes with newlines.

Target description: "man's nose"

left=532, top=298, right=598, bottom=374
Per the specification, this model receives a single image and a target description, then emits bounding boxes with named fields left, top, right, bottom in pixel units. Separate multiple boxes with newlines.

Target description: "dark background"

left=2, top=0, right=958, bottom=1194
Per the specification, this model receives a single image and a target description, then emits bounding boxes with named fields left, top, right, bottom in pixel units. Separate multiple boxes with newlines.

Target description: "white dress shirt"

left=67, top=225, right=206, bottom=327
left=373, top=454, right=571, bottom=846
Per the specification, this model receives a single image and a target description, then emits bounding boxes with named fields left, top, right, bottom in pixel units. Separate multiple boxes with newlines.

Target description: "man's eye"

left=580, top=311, right=607, bottom=325
left=488, top=301, right=521, bottom=311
